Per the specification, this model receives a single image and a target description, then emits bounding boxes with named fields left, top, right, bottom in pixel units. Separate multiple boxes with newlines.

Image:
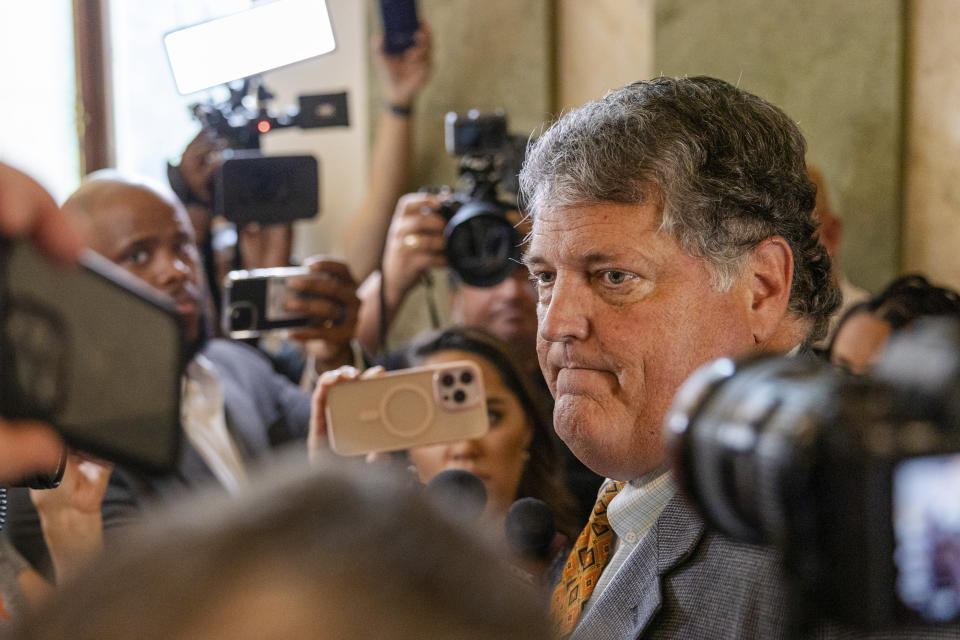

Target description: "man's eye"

left=531, top=271, right=555, bottom=285
left=123, top=249, right=150, bottom=267
left=601, top=270, right=630, bottom=285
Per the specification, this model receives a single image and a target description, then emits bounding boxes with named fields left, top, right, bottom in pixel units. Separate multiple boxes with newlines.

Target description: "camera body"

left=430, top=111, right=524, bottom=288
left=181, top=80, right=349, bottom=225
left=666, top=318, right=960, bottom=630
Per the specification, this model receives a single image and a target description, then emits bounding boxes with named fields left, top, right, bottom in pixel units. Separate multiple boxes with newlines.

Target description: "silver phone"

left=325, top=360, right=490, bottom=456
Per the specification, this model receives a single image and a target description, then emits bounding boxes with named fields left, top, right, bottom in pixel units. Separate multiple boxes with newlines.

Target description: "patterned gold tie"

left=551, top=479, right=626, bottom=636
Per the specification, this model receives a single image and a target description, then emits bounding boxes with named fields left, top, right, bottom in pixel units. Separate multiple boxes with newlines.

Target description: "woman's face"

left=830, top=310, right=892, bottom=375
left=408, top=350, right=535, bottom=521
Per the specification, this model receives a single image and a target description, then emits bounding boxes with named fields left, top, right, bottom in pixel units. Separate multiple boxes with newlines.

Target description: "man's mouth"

left=173, top=291, right=199, bottom=315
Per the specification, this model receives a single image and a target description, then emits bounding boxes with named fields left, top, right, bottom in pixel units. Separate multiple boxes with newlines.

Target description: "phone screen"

left=163, top=0, right=336, bottom=95
left=892, top=452, right=960, bottom=623
left=0, top=240, right=184, bottom=474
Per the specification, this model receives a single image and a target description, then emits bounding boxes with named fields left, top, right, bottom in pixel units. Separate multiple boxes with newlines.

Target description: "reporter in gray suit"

left=519, top=76, right=840, bottom=639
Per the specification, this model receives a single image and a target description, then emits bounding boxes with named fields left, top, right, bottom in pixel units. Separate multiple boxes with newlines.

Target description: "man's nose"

left=154, top=251, right=190, bottom=290
left=538, top=275, right=590, bottom=343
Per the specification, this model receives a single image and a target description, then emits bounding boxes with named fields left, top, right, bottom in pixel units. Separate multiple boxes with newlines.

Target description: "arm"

left=284, top=257, right=362, bottom=385
left=342, top=24, right=434, bottom=280
left=354, top=193, right=447, bottom=356
left=29, top=454, right=112, bottom=585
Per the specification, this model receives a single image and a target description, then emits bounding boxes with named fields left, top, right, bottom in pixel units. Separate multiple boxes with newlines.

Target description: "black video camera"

left=431, top=111, right=526, bottom=288
left=173, top=79, right=350, bottom=225
left=666, top=317, right=960, bottom=631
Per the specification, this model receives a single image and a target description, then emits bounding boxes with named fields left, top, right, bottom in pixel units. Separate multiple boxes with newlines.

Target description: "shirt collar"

left=606, top=466, right=677, bottom=546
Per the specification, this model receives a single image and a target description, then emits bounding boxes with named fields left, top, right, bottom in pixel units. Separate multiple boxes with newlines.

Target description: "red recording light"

left=257, top=120, right=271, bottom=134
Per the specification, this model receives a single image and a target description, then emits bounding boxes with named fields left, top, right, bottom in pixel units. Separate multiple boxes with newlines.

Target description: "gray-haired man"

left=521, top=76, right=838, bottom=638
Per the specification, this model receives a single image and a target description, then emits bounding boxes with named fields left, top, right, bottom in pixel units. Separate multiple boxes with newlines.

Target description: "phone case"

left=326, top=360, right=489, bottom=456
left=380, top=0, right=419, bottom=55
left=221, top=266, right=311, bottom=339
left=0, top=239, right=183, bottom=474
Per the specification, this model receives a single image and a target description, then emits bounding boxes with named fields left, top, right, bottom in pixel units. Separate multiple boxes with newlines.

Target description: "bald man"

left=6, top=174, right=359, bottom=577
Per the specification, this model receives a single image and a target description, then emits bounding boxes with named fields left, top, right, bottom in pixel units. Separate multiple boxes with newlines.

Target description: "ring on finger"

left=402, top=233, right=421, bottom=249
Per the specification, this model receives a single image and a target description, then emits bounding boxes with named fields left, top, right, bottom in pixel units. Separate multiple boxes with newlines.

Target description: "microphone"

left=505, top=497, right=556, bottom=561
left=424, top=469, right=487, bottom=523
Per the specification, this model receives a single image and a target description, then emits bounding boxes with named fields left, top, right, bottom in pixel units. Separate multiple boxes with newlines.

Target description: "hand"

left=381, top=193, right=448, bottom=308
left=0, top=163, right=79, bottom=484
left=29, top=452, right=113, bottom=583
left=0, top=419, right=65, bottom=486
left=0, top=163, right=82, bottom=265
left=308, top=365, right=385, bottom=462
left=375, top=22, right=434, bottom=107
left=286, top=257, right=360, bottom=350
left=178, top=129, right=227, bottom=205
left=29, top=453, right=113, bottom=517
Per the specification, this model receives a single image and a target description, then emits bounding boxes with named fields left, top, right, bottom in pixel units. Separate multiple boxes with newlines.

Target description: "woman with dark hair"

left=402, top=327, right=581, bottom=542
left=829, top=274, right=960, bottom=374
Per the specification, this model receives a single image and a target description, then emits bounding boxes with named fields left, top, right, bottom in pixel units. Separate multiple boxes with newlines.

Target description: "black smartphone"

left=379, top=0, right=420, bottom=55
left=221, top=266, right=313, bottom=339
left=0, top=239, right=184, bottom=474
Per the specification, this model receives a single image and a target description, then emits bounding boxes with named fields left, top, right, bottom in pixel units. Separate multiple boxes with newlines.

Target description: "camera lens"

left=445, top=202, right=521, bottom=288
left=229, top=303, right=255, bottom=332
left=453, top=389, right=467, bottom=404
left=441, top=373, right=455, bottom=387
left=460, top=370, right=473, bottom=384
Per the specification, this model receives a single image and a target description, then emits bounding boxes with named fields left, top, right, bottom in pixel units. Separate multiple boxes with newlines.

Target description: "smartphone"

left=163, top=0, right=336, bottom=94
left=0, top=239, right=184, bottom=474
left=222, top=266, right=314, bottom=339
left=379, top=0, right=420, bottom=55
left=326, top=360, right=489, bottom=456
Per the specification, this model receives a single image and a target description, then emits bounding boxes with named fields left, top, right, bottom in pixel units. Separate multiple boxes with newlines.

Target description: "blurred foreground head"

left=15, top=460, right=553, bottom=640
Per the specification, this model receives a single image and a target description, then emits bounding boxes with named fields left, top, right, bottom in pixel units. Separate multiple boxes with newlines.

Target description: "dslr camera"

left=430, top=110, right=527, bottom=288
left=666, top=317, right=960, bottom=631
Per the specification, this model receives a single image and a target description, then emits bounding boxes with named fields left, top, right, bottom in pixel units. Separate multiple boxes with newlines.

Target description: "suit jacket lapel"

left=572, top=493, right=707, bottom=640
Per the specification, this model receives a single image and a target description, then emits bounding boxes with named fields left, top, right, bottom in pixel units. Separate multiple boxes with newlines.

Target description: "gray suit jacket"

left=571, top=493, right=788, bottom=640
left=569, top=493, right=960, bottom=639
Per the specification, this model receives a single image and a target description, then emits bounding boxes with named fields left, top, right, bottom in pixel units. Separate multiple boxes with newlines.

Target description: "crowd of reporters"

left=2, top=20, right=960, bottom=640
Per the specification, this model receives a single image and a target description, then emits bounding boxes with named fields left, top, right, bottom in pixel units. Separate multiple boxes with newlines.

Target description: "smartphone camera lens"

left=229, top=304, right=255, bottom=331
left=441, top=373, right=455, bottom=387
left=460, top=370, right=473, bottom=385
left=453, top=389, right=467, bottom=404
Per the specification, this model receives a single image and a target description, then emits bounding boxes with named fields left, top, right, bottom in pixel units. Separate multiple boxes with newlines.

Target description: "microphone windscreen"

left=505, top=497, right=555, bottom=560
left=425, top=469, right=487, bottom=523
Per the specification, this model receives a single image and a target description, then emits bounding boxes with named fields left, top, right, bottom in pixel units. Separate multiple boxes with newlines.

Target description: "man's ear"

left=746, top=236, right=794, bottom=345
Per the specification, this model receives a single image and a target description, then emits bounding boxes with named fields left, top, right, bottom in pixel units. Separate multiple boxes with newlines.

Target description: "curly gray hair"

left=519, top=76, right=840, bottom=343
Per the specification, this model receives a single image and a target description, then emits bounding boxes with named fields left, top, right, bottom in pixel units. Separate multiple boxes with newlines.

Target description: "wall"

left=654, top=0, right=904, bottom=293
left=555, top=0, right=654, bottom=112
left=903, top=0, right=960, bottom=290
left=260, top=0, right=369, bottom=264
left=368, top=0, right=554, bottom=348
